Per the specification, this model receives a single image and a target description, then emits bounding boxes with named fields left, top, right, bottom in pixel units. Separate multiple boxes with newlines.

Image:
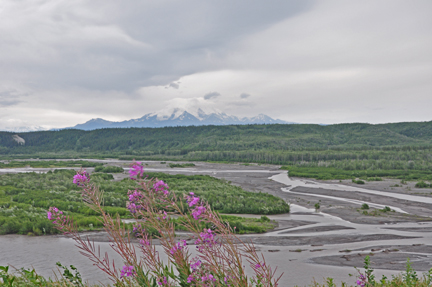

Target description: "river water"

left=0, top=232, right=404, bottom=286
left=0, top=163, right=430, bottom=286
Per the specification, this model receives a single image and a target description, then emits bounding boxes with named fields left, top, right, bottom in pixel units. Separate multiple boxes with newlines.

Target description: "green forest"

left=1, top=121, right=432, bottom=180
left=0, top=169, right=289, bottom=235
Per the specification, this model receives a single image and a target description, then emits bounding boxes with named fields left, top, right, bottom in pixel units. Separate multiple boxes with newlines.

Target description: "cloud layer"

left=0, top=0, right=431, bottom=129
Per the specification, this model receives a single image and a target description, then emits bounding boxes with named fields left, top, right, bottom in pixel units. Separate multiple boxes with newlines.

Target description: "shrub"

left=260, top=216, right=270, bottom=222
left=91, top=173, right=114, bottom=180
left=94, top=166, right=124, bottom=173
left=415, top=181, right=431, bottom=188
left=169, top=163, right=196, bottom=168
left=381, top=206, right=391, bottom=212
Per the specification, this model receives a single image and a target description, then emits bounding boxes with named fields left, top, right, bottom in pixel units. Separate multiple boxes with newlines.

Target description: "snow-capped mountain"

left=0, top=125, right=47, bottom=133
left=68, top=108, right=291, bottom=131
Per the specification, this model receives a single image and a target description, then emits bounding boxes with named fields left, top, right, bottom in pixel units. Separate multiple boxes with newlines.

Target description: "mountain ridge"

left=67, top=108, right=291, bottom=131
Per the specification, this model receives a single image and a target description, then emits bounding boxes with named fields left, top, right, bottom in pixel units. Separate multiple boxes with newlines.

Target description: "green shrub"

left=91, top=173, right=114, bottom=180
left=367, top=177, right=382, bottom=181
left=168, top=163, right=195, bottom=168
left=381, top=206, right=391, bottom=212
left=260, top=215, right=270, bottom=222
left=94, top=166, right=124, bottom=173
left=415, top=181, right=431, bottom=188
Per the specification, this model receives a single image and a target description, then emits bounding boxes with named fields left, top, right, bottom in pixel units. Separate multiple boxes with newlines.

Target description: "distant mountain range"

left=66, top=108, right=292, bottom=131
left=0, top=125, right=46, bottom=133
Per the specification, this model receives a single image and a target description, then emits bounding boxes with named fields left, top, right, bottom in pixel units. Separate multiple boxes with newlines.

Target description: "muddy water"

left=1, top=162, right=431, bottom=286
left=0, top=234, right=402, bottom=286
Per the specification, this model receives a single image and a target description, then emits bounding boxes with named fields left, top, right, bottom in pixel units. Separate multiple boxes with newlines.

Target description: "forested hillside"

left=1, top=122, right=432, bottom=152
left=1, top=122, right=432, bottom=174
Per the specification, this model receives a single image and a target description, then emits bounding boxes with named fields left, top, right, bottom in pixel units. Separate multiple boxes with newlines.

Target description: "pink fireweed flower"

left=188, top=197, right=199, bottom=207
left=170, top=240, right=187, bottom=254
left=186, top=192, right=200, bottom=207
left=187, top=274, right=194, bottom=283
left=120, top=265, right=135, bottom=278
left=47, top=207, right=66, bottom=229
left=190, top=259, right=202, bottom=271
left=127, top=203, right=141, bottom=214
left=128, top=190, right=144, bottom=203
left=47, top=207, right=62, bottom=219
left=191, top=205, right=206, bottom=220
left=201, top=274, right=216, bottom=283
left=157, top=276, right=168, bottom=285
left=73, top=171, right=89, bottom=186
left=356, top=273, right=366, bottom=287
left=254, top=262, right=263, bottom=269
left=153, top=180, right=169, bottom=195
left=127, top=190, right=145, bottom=214
left=195, top=229, right=216, bottom=250
left=129, top=162, right=144, bottom=179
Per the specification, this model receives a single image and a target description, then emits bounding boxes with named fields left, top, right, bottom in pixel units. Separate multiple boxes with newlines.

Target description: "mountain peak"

left=66, top=108, right=291, bottom=130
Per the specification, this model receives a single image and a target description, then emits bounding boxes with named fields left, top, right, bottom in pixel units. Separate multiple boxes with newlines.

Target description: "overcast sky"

left=1, top=0, right=431, bottom=130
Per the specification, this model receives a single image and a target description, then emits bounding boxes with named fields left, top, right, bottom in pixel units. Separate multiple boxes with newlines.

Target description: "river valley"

left=1, top=160, right=432, bottom=286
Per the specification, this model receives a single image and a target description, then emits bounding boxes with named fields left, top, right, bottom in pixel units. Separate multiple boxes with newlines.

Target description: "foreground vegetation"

left=0, top=169, right=289, bottom=235
left=1, top=162, right=431, bottom=286
left=44, top=165, right=282, bottom=286
left=302, top=256, right=432, bottom=287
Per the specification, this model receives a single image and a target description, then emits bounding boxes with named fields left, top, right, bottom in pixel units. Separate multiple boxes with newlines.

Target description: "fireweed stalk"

left=48, top=163, right=282, bottom=286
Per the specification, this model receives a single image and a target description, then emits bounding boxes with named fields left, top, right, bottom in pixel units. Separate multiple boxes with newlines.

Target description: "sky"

left=0, top=0, right=431, bottom=130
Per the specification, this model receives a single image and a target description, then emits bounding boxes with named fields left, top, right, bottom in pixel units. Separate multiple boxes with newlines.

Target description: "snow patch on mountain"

left=65, top=109, right=292, bottom=130
left=0, top=125, right=47, bottom=132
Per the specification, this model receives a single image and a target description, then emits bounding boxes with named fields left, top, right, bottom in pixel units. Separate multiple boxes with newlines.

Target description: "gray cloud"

left=0, top=89, right=24, bottom=106
left=228, top=100, right=255, bottom=107
left=0, top=0, right=313, bottom=91
left=167, top=82, right=179, bottom=89
left=1, top=0, right=432, bottom=128
left=0, top=99, right=20, bottom=106
left=204, top=92, right=221, bottom=100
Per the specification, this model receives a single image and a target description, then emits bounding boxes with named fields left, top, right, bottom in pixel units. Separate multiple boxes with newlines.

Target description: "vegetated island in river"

left=0, top=163, right=288, bottom=235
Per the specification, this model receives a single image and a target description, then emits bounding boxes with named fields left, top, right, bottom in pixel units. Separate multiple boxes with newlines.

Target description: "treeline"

left=2, top=121, right=432, bottom=156
left=0, top=160, right=102, bottom=168
left=1, top=122, right=432, bottom=181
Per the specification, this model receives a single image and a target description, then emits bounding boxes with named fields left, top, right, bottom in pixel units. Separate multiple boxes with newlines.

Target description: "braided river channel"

left=1, top=160, right=432, bottom=286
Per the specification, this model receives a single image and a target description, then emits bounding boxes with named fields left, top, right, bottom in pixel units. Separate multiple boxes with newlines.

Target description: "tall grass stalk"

left=47, top=163, right=282, bottom=286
